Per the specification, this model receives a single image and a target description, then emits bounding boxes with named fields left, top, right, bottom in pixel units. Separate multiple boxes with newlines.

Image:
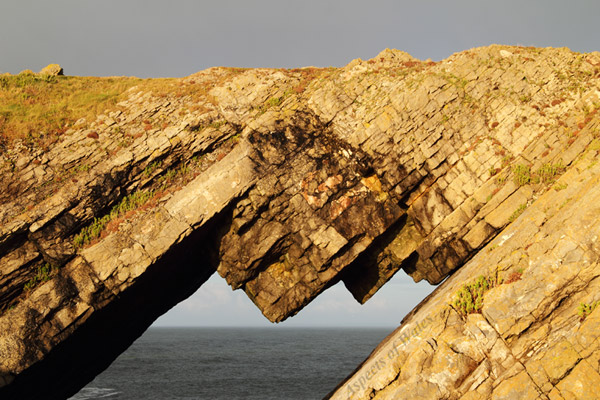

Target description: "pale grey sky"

left=1, top=1, right=599, bottom=77
left=2, top=1, right=599, bottom=327
left=154, top=272, right=434, bottom=328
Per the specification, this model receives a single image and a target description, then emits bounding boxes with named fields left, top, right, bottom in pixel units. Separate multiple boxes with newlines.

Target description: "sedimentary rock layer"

left=1, top=45, right=599, bottom=399
left=327, top=150, right=600, bottom=399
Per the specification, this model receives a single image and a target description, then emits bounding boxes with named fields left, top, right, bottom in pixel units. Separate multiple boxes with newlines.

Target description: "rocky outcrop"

left=327, top=151, right=600, bottom=399
left=38, top=64, right=64, bottom=76
left=1, top=45, right=600, bottom=399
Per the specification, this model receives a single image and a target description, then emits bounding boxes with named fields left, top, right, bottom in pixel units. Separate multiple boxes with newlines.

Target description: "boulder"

left=39, top=64, right=64, bottom=76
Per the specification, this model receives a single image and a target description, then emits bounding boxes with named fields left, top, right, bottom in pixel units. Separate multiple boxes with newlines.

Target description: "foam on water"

left=70, top=387, right=120, bottom=399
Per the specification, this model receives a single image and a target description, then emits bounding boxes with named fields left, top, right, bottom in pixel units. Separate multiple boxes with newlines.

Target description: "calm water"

left=70, top=327, right=391, bottom=400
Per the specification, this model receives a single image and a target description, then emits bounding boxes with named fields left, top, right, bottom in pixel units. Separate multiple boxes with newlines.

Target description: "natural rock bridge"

left=1, top=45, right=600, bottom=399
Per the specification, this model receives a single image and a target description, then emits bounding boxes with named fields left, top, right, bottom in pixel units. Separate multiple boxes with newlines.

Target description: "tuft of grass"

left=535, top=162, right=565, bottom=184
left=453, top=273, right=501, bottom=315
left=509, top=203, right=528, bottom=222
left=441, top=72, right=468, bottom=90
left=70, top=164, right=90, bottom=174
left=141, top=161, right=161, bottom=179
left=209, top=120, right=225, bottom=130
left=520, top=95, right=532, bottom=103
left=578, top=301, right=600, bottom=321
left=511, top=162, right=565, bottom=187
left=23, top=263, right=53, bottom=291
left=512, top=164, right=531, bottom=186
left=266, top=95, right=284, bottom=108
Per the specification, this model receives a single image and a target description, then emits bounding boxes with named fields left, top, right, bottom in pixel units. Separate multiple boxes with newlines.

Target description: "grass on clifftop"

left=0, top=67, right=292, bottom=153
left=0, top=73, right=146, bottom=151
left=0, top=72, right=223, bottom=152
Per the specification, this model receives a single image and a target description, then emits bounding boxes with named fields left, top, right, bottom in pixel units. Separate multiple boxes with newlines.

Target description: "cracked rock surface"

left=1, top=45, right=600, bottom=399
left=327, top=151, right=600, bottom=400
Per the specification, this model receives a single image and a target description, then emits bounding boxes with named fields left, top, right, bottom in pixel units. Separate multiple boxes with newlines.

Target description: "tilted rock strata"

left=327, top=149, right=600, bottom=400
left=0, top=45, right=599, bottom=399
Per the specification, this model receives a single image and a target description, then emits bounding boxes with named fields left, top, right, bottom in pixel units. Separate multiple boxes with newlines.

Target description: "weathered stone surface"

left=38, top=64, right=63, bottom=76
left=1, top=45, right=600, bottom=399
left=327, top=152, right=600, bottom=400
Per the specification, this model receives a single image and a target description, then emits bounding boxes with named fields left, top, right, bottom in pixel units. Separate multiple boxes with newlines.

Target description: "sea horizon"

left=71, top=326, right=391, bottom=400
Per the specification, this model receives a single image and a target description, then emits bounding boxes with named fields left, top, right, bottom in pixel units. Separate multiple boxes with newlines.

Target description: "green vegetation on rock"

left=23, top=263, right=53, bottom=291
left=512, top=162, right=565, bottom=187
left=578, top=300, right=600, bottom=321
left=73, top=189, right=155, bottom=248
left=512, top=164, right=532, bottom=186
left=453, top=273, right=501, bottom=315
left=509, top=203, right=528, bottom=222
left=536, top=162, right=565, bottom=183
left=73, top=159, right=201, bottom=249
left=0, top=74, right=140, bottom=150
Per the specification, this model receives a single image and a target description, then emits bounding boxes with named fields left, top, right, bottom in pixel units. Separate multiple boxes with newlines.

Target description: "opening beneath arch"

left=70, top=271, right=436, bottom=399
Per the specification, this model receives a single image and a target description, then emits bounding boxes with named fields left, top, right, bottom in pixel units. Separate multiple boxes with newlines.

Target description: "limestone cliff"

left=1, top=45, right=600, bottom=399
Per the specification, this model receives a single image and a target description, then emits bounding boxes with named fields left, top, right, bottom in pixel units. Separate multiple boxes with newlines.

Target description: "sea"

left=69, top=327, right=391, bottom=400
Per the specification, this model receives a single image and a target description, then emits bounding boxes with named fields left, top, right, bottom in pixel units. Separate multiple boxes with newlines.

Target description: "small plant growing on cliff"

left=520, top=95, right=532, bottom=103
left=578, top=301, right=600, bottom=321
left=511, top=162, right=565, bottom=187
left=535, top=162, right=565, bottom=184
left=509, top=203, right=528, bottom=222
left=266, top=96, right=283, bottom=108
left=72, top=159, right=200, bottom=249
left=453, top=273, right=501, bottom=315
left=209, top=120, right=225, bottom=130
left=512, top=164, right=531, bottom=186
left=496, top=173, right=508, bottom=185
left=23, top=263, right=53, bottom=291
left=141, top=161, right=161, bottom=178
